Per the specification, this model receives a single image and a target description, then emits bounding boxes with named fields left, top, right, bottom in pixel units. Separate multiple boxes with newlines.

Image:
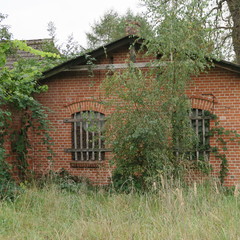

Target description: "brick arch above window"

left=65, top=100, right=107, bottom=116
left=190, top=94, right=217, bottom=112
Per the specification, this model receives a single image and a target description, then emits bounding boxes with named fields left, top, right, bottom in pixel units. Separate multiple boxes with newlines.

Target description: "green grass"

left=0, top=183, right=240, bottom=240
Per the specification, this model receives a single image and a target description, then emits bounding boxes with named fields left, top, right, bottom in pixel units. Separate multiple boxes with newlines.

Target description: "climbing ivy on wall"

left=208, top=113, right=240, bottom=184
left=0, top=15, right=59, bottom=181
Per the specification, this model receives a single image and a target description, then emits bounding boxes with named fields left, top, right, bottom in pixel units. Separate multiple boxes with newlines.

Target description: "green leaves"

left=0, top=41, right=11, bottom=67
left=0, top=16, right=58, bottom=181
left=102, top=0, right=222, bottom=191
left=12, top=40, right=60, bottom=59
left=86, top=9, right=152, bottom=49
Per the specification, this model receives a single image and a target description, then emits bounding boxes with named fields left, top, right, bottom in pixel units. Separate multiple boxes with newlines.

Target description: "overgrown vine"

left=0, top=14, right=59, bottom=189
left=209, top=113, right=240, bottom=184
left=102, top=0, right=239, bottom=191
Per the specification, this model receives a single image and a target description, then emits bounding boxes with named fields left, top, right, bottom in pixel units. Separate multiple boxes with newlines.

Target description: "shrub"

left=0, top=150, right=22, bottom=201
left=37, top=168, right=94, bottom=193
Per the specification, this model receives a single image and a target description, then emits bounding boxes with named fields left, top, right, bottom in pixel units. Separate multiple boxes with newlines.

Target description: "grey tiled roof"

left=5, top=38, right=55, bottom=68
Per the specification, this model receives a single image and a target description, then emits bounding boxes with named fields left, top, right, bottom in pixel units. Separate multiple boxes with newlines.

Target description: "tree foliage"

left=103, top=0, right=216, bottom=191
left=85, top=1, right=239, bottom=63
left=222, top=0, right=240, bottom=63
left=142, top=0, right=240, bottom=63
left=196, top=0, right=240, bottom=63
left=86, top=9, right=152, bottom=49
left=47, top=21, right=84, bottom=59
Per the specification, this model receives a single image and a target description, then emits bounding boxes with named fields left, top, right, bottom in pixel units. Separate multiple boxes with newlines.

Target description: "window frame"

left=190, top=108, right=211, bottom=161
left=64, top=110, right=111, bottom=161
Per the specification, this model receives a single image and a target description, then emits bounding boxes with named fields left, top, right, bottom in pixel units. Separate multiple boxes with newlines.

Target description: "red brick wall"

left=3, top=107, right=25, bottom=180
left=30, top=46, right=240, bottom=186
left=188, top=67, right=240, bottom=186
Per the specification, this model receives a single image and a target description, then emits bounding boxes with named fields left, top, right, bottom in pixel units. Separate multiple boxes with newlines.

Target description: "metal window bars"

left=65, top=111, right=109, bottom=161
left=65, top=109, right=210, bottom=161
left=190, top=108, right=211, bottom=161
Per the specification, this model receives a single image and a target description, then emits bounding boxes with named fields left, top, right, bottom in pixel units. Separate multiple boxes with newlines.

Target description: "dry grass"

left=0, top=183, right=240, bottom=240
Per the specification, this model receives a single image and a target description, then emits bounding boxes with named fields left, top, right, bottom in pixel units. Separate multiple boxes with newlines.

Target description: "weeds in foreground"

left=0, top=180, right=240, bottom=240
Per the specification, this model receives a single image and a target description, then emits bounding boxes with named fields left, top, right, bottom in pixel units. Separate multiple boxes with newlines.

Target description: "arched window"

left=190, top=108, right=211, bottom=160
left=70, top=111, right=106, bottom=161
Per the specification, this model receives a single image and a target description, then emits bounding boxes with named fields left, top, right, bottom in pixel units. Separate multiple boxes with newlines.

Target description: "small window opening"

left=71, top=111, right=106, bottom=161
left=190, top=108, right=210, bottom=161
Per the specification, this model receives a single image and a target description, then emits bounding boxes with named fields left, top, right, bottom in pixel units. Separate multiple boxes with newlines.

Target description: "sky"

left=2, top=0, right=144, bottom=48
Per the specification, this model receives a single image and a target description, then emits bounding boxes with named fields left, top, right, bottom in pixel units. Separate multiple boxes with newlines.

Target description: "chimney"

left=125, top=20, right=141, bottom=36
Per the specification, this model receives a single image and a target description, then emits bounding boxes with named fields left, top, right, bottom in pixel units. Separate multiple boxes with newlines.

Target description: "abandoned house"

left=7, top=35, right=240, bottom=186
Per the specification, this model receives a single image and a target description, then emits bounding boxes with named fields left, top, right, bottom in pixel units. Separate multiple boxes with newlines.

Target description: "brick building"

left=27, top=36, right=240, bottom=186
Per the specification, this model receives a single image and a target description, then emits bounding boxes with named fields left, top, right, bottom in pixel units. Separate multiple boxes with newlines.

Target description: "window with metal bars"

left=67, top=111, right=107, bottom=161
left=190, top=108, right=211, bottom=161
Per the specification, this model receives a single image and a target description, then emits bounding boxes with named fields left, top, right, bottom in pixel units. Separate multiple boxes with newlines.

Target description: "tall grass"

left=0, top=182, right=240, bottom=240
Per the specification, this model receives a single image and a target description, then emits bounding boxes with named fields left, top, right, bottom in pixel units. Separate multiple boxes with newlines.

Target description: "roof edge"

left=42, top=35, right=139, bottom=79
left=213, top=59, right=240, bottom=74
left=41, top=36, right=240, bottom=80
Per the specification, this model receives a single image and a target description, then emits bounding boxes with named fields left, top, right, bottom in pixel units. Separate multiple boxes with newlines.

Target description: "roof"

left=6, top=38, right=56, bottom=68
left=43, top=35, right=140, bottom=79
left=213, top=59, right=240, bottom=74
left=42, top=35, right=240, bottom=79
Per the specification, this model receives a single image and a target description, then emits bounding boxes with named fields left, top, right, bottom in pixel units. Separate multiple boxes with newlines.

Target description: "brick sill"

left=70, top=161, right=105, bottom=168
